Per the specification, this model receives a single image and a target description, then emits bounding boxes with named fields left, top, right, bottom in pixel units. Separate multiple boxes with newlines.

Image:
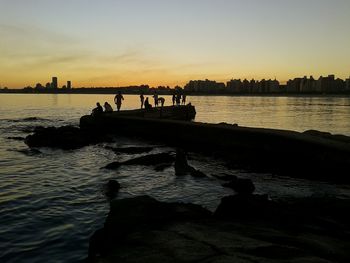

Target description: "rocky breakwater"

left=80, top=116, right=350, bottom=183
left=88, top=181, right=350, bottom=263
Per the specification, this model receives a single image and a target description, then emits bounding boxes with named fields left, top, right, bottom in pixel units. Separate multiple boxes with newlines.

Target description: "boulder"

left=25, top=125, right=112, bottom=149
left=104, top=180, right=121, bottom=199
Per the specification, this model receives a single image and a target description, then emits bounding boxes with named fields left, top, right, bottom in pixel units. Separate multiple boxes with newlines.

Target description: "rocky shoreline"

left=21, top=120, right=350, bottom=262
left=87, top=192, right=350, bottom=263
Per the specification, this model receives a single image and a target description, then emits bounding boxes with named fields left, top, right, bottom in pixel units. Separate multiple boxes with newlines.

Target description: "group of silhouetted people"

left=139, top=92, right=166, bottom=109
left=92, top=90, right=188, bottom=115
left=92, top=91, right=124, bottom=115
left=172, top=93, right=186, bottom=106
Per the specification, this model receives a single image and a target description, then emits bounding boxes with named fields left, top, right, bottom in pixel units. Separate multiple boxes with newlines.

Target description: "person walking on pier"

left=140, top=92, right=145, bottom=109
left=114, top=91, right=124, bottom=112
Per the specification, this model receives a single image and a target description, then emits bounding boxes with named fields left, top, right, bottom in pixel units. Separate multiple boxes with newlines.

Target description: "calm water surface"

left=1, top=94, right=350, bottom=262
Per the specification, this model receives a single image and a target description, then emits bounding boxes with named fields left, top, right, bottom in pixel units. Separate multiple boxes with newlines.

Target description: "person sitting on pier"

left=92, top=102, right=103, bottom=116
left=144, top=97, right=152, bottom=110
left=114, top=91, right=124, bottom=112
left=157, top=97, right=165, bottom=107
left=104, top=102, right=113, bottom=112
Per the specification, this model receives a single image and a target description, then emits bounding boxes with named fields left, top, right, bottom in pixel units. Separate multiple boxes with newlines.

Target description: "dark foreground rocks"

left=25, top=126, right=113, bottom=149
left=88, top=195, right=350, bottom=263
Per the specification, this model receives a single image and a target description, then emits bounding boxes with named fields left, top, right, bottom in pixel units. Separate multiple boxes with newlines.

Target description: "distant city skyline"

left=1, top=0, right=350, bottom=88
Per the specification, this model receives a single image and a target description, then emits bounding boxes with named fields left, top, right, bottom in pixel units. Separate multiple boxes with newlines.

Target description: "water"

left=1, top=94, right=350, bottom=262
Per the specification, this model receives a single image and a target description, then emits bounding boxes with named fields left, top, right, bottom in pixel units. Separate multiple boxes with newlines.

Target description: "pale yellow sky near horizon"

left=0, top=0, right=349, bottom=88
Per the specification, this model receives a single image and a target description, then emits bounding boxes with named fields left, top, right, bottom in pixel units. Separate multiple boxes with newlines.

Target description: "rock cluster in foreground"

left=88, top=194, right=350, bottom=263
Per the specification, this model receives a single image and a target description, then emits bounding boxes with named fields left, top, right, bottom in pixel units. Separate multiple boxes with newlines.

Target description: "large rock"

left=88, top=195, right=211, bottom=261
left=25, top=125, right=112, bottom=149
left=88, top=195, right=350, bottom=263
left=104, top=180, right=120, bottom=199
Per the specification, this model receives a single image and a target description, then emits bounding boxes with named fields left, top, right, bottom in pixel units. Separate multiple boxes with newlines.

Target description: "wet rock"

left=104, top=152, right=174, bottom=169
left=25, top=125, right=112, bottom=149
left=104, top=180, right=121, bottom=199
left=174, top=149, right=206, bottom=177
left=105, top=146, right=153, bottom=155
left=222, top=178, right=255, bottom=195
left=188, top=166, right=206, bottom=178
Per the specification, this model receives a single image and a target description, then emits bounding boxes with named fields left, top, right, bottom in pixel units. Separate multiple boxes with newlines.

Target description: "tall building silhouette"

left=67, top=81, right=71, bottom=89
left=52, top=77, right=58, bottom=89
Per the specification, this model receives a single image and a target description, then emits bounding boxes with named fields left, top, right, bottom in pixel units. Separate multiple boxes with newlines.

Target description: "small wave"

left=7, top=117, right=47, bottom=122
left=7, top=148, right=42, bottom=156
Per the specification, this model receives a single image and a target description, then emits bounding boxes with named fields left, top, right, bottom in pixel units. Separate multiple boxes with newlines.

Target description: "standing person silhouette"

left=140, top=92, right=145, bottom=109
left=172, top=93, right=176, bottom=106
left=182, top=94, right=187, bottom=105
left=114, top=91, right=124, bottom=112
left=153, top=91, right=158, bottom=107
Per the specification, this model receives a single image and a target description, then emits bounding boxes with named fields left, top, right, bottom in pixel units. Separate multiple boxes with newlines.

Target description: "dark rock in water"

left=25, top=125, right=112, bottom=149
left=104, top=180, right=121, bottom=198
left=212, top=173, right=238, bottom=181
left=222, top=178, right=255, bottom=195
left=174, top=149, right=206, bottom=177
left=104, top=152, right=174, bottom=169
left=7, top=136, right=25, bottom=141
left=105, top=146, right=153, bottom=155
left=174, top=149, right=189, bottom=175
left=188, top=166, right=206, bottom=178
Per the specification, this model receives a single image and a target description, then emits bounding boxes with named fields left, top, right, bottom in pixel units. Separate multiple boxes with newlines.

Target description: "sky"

left=0, top=0, right=350, bottom=88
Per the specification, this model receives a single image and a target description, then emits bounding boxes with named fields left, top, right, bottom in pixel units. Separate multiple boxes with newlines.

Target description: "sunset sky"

left=0, top=0, right=349, bottom=88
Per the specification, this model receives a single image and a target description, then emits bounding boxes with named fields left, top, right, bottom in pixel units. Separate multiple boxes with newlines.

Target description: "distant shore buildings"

left=1, top=74, right=350, bottom=95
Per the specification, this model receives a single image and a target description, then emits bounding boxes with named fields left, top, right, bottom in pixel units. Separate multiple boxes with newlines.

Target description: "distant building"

left=45, top=82, right=51, bottom=89
left=316, top=75, right=344, bottom=93
left=346, top=77, right=350, bottom=91
left=226, top=79, right=242, bottom=93
left=51, top=77, right=58, bottom=89
left=286, top=78, right=302, bottom=93
left=35, top=83, right=44, bottom=90
left=67, top=81, right=72, bottom=89
left=184, top=79, right=225, bottom=94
